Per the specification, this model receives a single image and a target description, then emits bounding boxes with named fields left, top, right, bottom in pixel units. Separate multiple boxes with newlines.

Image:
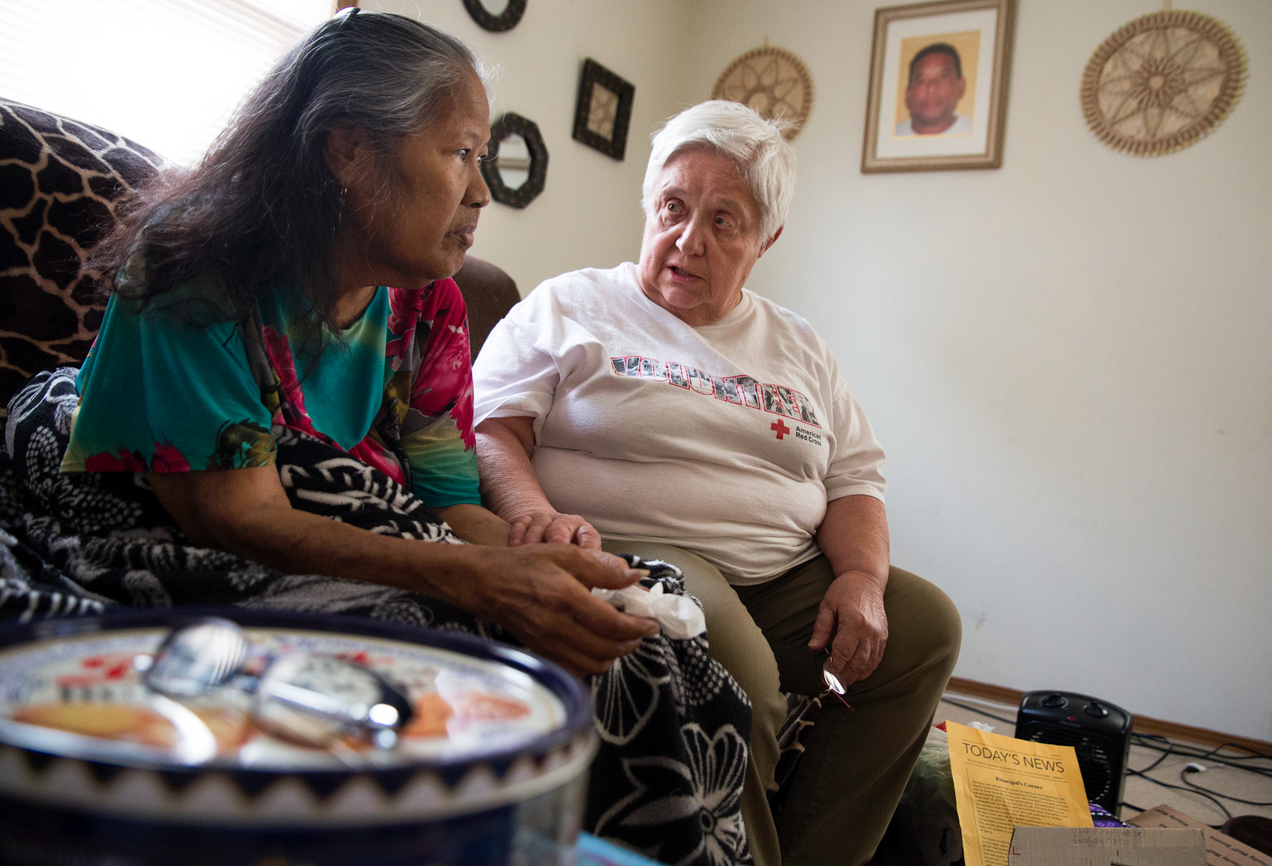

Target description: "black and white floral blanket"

left=1, top=369, right=754, bottom=866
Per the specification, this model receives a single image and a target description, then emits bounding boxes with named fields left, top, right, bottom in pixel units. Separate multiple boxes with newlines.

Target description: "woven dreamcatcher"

left=712, top=43, right=814, bottom=141
left=1081, top=8, right=1246, bottom=157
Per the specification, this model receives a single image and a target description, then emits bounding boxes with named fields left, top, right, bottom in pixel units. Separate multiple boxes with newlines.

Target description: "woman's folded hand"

left=507, top=511, right=602, bottom=548
left=461, top=545, right=660, bottom=677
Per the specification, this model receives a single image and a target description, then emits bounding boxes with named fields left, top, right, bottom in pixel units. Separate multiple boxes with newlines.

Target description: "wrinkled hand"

left=457, top=545, right=658, bottom=677
left=808, top=571, right=889, bottom=688
left=507, top=511, right=602, bottom=549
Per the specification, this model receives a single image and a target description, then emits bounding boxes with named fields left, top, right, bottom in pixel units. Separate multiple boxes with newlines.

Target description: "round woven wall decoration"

left=712, top=44, right=814, bottom=141
left=1081, top=10, right=1245, bottom=157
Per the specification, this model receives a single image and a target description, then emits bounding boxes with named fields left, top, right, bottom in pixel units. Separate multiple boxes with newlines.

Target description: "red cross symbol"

left=771, top=419, right=791, bottom=440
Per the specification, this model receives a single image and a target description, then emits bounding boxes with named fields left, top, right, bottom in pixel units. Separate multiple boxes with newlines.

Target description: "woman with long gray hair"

left=10, top=12, right=755, bottom=863
left=68, top=9, right=656, bottom=673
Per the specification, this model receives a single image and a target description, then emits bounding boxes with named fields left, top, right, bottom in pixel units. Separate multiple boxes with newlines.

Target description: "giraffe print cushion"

left=0, top=98, right=164, bottom=413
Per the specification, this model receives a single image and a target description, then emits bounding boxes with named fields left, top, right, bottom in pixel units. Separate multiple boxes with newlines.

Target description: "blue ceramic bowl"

left=0, top=608, right=595, bottom=866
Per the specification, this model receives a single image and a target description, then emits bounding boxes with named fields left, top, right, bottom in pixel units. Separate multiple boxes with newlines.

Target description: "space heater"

left=1014, top=690, right=1133, bottom=815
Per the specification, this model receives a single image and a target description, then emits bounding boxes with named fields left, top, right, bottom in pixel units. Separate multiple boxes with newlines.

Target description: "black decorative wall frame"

left=481, top=113, right=548, bottom=209
left=461, top=0, right=525, bottom=32
left=571, top=59, right=635, bottom=161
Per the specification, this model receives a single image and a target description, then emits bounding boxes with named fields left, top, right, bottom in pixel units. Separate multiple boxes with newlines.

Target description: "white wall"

left=368, top=0, right=692, bottom=294
left=378, top=0, right=1271, bottom=741
left=681, top=0, right=1272, bottom=740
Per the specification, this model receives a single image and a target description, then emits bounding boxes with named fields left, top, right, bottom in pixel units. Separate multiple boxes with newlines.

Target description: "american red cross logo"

left=771, top=419, right=791, bottom=440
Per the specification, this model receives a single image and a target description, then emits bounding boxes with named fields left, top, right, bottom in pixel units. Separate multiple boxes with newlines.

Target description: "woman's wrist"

left=492, top=494, right=557, bottom=525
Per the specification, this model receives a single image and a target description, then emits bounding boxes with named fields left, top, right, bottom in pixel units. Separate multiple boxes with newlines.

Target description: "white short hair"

left=641, top=100, right=796, bottom=244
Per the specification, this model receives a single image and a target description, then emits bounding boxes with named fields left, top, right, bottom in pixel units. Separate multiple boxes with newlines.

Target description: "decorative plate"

left=1080, top=10, right=1245, bottom=157
left=712, top=44, right=815, bottom=141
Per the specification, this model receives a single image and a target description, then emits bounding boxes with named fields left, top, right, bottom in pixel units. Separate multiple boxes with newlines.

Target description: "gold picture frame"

left=861, top=0, right=1015, bottom=173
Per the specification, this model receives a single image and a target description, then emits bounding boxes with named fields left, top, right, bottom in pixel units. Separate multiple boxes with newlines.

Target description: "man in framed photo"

left=896, top=42, right=971, bottom=136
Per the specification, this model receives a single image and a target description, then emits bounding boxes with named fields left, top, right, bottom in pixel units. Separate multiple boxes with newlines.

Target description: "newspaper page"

left=946, top=721, right=1094, bottom=866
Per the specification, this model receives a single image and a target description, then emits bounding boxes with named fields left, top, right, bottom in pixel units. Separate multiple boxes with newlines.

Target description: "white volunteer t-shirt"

left=473, top=263, right=885, bottom=584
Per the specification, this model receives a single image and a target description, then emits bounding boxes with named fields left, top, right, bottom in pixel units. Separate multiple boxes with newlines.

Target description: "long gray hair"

left=96, top=10, right=486, bottom=328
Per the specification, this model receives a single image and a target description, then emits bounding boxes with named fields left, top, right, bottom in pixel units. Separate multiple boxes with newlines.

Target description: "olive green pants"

left=605, top=542, right=961, bottom=866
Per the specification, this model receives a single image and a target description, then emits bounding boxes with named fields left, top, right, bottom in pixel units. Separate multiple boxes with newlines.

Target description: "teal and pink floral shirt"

left=60, top=278, right=480, bottom=508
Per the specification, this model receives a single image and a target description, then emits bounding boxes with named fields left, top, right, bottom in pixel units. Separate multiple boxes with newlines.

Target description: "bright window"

left=1, top=0, right=335, bottom=165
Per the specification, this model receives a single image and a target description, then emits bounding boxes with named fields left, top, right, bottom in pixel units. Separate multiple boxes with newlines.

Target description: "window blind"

left=0, top=0, right=333, bottom=165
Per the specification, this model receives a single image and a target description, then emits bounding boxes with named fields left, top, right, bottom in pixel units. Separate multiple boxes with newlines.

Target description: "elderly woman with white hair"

left=473, top=101, right=961, bottom=866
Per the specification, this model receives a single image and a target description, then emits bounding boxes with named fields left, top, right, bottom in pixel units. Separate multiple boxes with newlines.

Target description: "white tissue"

left=968, top=721, right=995, bottom=733
left=592, top=583, right=706, bottom=640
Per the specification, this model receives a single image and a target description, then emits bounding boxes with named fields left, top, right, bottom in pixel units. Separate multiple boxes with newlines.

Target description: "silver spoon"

left=138, top=617, right=413, bottom=749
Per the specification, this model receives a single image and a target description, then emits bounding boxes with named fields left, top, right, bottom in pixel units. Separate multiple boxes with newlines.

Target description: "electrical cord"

left=1133, top=732, right=1272, bottom=762
left=1133, top=733, right=1272, bottom=775
left=1180, top=767, right=1272, bottom=808
left=1202, top=742, right=1272, bottom=761
left=1124, top=765, right=1233, bottom=821
left=1114, top=736, right=1269, bottom=820
left=1130, top=741, right=1175, bottom=777
left=1196, top=743, right=1272, bottom=772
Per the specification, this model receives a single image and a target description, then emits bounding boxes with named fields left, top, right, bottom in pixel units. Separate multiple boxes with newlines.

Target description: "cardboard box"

left=1127, top=805, right=1272, bottom=866
left=1007, top=826, right=1206, bottom=865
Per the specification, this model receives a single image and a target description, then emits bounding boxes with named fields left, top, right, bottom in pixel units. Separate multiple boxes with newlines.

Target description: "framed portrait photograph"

left=572, top=59, right=636, bottom=161
left=861, top=0, right=1015, bottom=173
